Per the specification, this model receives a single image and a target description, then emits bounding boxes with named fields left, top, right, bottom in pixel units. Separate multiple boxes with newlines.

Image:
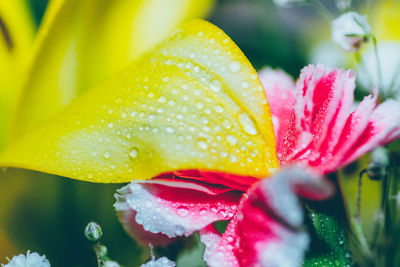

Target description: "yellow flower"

left=0, top=0, right=214, bottom=259
left=1, top=19, right=278, bottom=183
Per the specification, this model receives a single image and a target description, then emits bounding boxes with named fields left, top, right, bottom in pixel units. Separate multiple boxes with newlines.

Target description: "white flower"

left=2, top=251, right=50, bottom=267
left=357, top=41, right=400, bottom=99
left=332, top=12, right=371, bottom=51
left=140, top=257, right=176, bottom=267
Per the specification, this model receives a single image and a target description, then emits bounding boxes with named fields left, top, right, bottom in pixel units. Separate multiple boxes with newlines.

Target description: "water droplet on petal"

left=209, top=79, right=222, bottom=93
left=229, top=60, right=241, bottom=72
left=177, top=206, right=189, bottom=217
left=103, top=152, right=111, bottom=159
left=226, top=135, right=238, bottom=145
left=198, top=139, right=208, bottom=149
left=238, top=112, right=258, bottom=135
left=218, top=209, right=227, bottom=218
left=158, top=96, right=167, bottom=103
left=129, top=148, right=139, bottom=158
left=241, top=81, right=249, bottom=88
left=199, top=208, right=207, bottom=215
left=214, top=105, right=224, bottom=113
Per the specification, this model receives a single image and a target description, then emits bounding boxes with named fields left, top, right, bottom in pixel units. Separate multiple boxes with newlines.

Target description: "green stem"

left=350, top=217, right=373, bottom=261
left=372, top=36, right=383, bottom=95
left=356, top=169, right=367, bottom=220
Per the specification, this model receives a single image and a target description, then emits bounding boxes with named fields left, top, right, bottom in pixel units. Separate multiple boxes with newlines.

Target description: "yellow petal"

left=0, top=0, right=35, bottom=150
left=1, top=20, right=278, bottom=183
left=12, top=0, right=214, bottom=139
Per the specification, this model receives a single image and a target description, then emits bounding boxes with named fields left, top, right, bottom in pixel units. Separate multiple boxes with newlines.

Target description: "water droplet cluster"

left=53, top=21, right=277, bottom=182
left=114, top=182, right=240, bottom=238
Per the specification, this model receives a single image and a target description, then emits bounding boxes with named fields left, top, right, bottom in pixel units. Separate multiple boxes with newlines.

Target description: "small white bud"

left=84, top=221, right=103, bottom=241
left=140, top=257, right=176, bottom=267
left=332, top=12, right=371, bottom=52
left=2, top=251, right=50, bottom=267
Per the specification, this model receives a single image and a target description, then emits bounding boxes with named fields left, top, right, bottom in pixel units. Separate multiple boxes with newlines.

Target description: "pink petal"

left=280, top=64, right=356, bottom=169
left=259, top=68, right=296, bottom=155
left=337, top=99, right=400, bottom=168
left=172, top=170, right=258, bottom=192
left=114, top=178, right=241, bottom=245
left=275, top=64, right=400, bottom=174
left=199, top=168, right=334, bottom=267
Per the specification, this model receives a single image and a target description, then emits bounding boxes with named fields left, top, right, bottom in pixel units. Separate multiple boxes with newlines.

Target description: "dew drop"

left=148, top=114, right=156, bottom=121
left=103, top=152, right=111, bottom=159
left=220, top=151, right=228, bottom=158
left=214, top=105, right=224, bottom=113
left=238, top=112, right=258, bottom=135
left=177, top=206, right=189, bottom=217
left=226, top=135, right=238, bottom=145
left=218, top=209, right=227, bottom=218
left=166, top=127, right=174, bottom=134
left=200, top=116, right=209, bottom=124
left=129, top=148, right=139, bottom=158
left=209, top=79, right=222, bottom=93
left=196, top=102, right=204, bottom=109
left=229, top=60, right=241, bottom=72
left=158, top=96, right=167, bottom=103
left=222, top=119, right=232, bottom=129
left=200, top=208, right=207, bottom=215
left=198, top=140, right=208, bottom=149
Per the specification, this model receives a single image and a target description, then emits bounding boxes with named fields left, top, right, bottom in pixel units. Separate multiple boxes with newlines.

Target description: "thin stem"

left=372, top=36, right=383, bottom=94
left=356, top=169, right=367, bottom=220
left=351, top=169, right=374, bottom=260
left=351, top=217, right=374, bottom=261
left=95, top=242, right=102, bottom=267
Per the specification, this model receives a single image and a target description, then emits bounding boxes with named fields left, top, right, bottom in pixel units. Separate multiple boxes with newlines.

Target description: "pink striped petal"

left=199, top=168, right=334, bottom=267
left=272, top=64, right=400, bottom=174
left=114, top=178, right=241, bottom=245
left=259, top=68, right=296, bottom=155
left=280, top=65, right=356, bottom=168
left=172, top=170, right=258, bottom=192
left=337, top=99, right=400, bottom=168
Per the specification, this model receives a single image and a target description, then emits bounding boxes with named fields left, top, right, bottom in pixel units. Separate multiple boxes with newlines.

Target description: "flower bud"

left=367, top=147, right=389, bottom=180
left=332, top=12, right=371, bottom=52
left=2, top=251, right=50, bottom=267
left=84, top=221, right=103, bottom=242
left=140, top=257, right=176, bottom=267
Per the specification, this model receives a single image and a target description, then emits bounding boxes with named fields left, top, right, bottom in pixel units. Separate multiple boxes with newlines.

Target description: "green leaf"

left=303, top=190, right=353, bottom=267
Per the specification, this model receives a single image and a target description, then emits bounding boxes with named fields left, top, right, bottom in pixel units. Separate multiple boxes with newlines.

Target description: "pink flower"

left=260, top=64, right=400, bottom=174
left=115, top=64, right=400, bottom=266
